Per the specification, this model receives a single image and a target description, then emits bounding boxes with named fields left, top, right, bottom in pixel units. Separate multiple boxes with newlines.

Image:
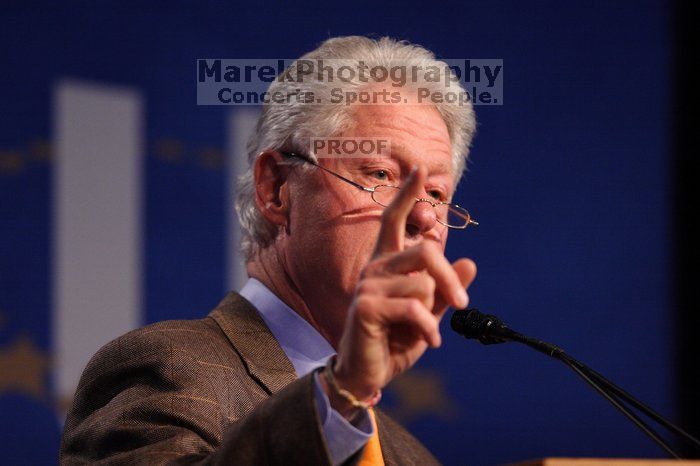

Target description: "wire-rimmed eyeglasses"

left=281, top=152, right=478, bottom=229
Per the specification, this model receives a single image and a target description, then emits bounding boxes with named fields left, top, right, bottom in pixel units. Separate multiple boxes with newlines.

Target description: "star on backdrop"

left=0, top=335, right=50, bottom=402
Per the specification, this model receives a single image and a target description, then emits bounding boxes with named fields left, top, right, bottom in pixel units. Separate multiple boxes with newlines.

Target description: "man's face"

left=280, top=101, right=455, bottom=344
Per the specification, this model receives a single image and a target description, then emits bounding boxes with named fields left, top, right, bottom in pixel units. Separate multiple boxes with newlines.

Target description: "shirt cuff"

left=313, top=369, right=373, bottom=465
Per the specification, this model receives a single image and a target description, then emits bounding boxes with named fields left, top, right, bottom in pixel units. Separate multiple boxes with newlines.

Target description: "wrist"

left=322, top=356, right=382, bottom=419
left=332, top=358, right=376, bottom=402
left=319, top=368, right=363, bottom=420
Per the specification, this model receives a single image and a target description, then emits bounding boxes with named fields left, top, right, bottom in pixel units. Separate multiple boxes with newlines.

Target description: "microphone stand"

left=452, top=310, right=700, bottom=459
left=507, top=328, right=687, bottom=458
left=560, top=353, right=680, bottom=458
left=566, top=355, right=700, bottom=452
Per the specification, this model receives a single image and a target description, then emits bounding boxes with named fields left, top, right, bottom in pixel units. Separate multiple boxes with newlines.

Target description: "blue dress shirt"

left=239, top=278, right=373, bottom=465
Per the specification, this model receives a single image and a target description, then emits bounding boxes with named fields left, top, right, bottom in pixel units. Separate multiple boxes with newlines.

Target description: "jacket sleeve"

left=59, top=325, right=335, bottom=466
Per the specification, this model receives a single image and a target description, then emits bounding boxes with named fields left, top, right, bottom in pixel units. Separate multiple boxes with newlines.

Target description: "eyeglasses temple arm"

left=282, top=152, right=374, bottom=192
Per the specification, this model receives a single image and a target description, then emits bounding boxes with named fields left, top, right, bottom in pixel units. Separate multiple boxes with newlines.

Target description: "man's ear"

left=253, top=150, right=291, bottom=228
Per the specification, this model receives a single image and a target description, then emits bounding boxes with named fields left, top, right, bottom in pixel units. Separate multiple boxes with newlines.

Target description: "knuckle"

left=417, top=241, right=434, bottom=261
left=362, top=259, right=384, bottom=278
left=355, top=279, right=376, bottom=296
left=406, top=298, right=424, bottom=318
left=421, top=274, right=436, bottom=295
left=354, top=295, right=374, bottom=315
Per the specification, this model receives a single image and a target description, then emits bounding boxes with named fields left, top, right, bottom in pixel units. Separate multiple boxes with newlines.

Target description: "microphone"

left=450, top=309, right=564, bottom=357
left=451, top=308, right=700, bottom=459
left=449, top=309, right=510, bottom=344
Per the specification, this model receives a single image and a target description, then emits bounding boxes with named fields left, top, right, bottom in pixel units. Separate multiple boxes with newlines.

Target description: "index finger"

left=373, top=165, right=426, bottom=257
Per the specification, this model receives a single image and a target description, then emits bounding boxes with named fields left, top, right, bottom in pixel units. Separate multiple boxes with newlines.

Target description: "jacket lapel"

left=375, top=409, right=399, bottom=465
left=374, top=408, right=441, bottom=465
left=210, top=292, right=439, bottom=464
left=209, top=291, right=297, bottom=395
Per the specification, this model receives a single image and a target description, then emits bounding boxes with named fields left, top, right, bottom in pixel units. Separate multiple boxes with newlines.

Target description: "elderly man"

left=60, top=36, right=478, bottom=465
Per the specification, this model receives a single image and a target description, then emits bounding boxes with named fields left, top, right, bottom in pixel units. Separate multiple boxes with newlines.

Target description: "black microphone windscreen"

left=451, top=309, right=509, bottom=345
left=451, top=309, right=484, bottom=338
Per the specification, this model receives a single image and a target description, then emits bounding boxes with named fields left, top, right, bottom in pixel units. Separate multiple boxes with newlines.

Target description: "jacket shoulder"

left=77, top=316, right=232, bottom=386
left=64, top=313, right=251, bottom=433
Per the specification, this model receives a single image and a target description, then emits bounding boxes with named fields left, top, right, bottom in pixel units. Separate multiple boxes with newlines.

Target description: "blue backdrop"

left=0, top=1, right=673, bottom=465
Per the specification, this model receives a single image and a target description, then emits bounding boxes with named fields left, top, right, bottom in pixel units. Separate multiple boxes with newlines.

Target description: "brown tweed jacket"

left=60, top=292, right=441, bottom=465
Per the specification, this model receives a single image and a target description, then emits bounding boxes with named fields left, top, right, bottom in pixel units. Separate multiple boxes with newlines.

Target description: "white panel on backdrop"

left=226, top=109, right=259, bottom=292
left=52, top=81, right=143, bottom=406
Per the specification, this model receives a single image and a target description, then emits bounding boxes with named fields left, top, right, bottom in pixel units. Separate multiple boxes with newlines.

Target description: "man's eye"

left=371, top=170, right=389, bottom=181
left=429, top=190, right=445, bottom=201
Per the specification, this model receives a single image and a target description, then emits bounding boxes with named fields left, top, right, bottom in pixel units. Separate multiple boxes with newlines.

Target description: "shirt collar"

left=239, top=277, right=335, bottom=378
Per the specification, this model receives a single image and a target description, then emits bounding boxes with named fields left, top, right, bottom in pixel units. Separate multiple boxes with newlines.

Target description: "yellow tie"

left=358, top=408, right=385, bottom=466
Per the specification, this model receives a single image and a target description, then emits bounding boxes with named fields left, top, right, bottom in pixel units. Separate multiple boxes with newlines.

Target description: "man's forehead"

left=351, top=102, right=447, bottom=131
left=387, top=143, right=452, bottom=172
left=344, top=104, right=454, bottom=175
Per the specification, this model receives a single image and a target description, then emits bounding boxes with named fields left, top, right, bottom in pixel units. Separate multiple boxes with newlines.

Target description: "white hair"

left=235, top=36, right=477, bottom=260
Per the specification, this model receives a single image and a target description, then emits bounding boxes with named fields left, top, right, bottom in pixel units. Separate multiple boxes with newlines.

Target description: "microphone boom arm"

left=451, top=309, right=700, bottom=458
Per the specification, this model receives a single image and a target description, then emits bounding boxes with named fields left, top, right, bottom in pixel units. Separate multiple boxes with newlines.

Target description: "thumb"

left=434, top=258, right=477, bottom=319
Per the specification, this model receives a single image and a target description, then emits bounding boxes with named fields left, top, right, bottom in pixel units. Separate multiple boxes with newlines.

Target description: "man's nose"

left=405, top=199, right=438, bottom=238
